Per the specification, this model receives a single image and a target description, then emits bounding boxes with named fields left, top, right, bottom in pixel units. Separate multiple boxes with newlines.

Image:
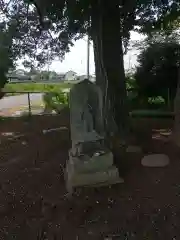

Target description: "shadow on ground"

left=0, top=111, right=180, bottom=239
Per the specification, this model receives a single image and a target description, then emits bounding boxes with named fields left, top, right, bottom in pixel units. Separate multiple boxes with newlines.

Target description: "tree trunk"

left=172, top=68, right=180, bottom=146
left=91, top=1, right=111, bottom=140
left=0, top=90, right=5, bottom=100
left=91, top=0, right=130, bottom=143
left=92, top=29, right=104, bottom=91
left=0, top=69, right=8, bottom=100
left=91, top=0, right=105, bottom=92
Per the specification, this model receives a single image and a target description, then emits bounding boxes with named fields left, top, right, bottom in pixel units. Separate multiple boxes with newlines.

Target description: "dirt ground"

left=0, top=111, right=180, bottom=239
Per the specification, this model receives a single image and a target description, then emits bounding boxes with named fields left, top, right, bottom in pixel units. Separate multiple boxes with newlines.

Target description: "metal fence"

left=0, top=89, right=173, bottom=118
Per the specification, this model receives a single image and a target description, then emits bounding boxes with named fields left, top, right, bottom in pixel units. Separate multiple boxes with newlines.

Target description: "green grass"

left=3, top=82, right=75, bottom=94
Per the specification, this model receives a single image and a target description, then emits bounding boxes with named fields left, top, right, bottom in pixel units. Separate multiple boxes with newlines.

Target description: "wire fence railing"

left=0, top=89, right=174, bottom=118
left=0, top=92, right=48, bottom=117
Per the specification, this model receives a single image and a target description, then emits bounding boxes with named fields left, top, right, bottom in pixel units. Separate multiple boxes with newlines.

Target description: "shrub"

left=43, top=90, right=68, bottom=113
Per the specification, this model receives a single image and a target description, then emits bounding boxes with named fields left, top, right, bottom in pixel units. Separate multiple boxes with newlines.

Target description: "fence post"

left=27, top=92, right=32, bottom=117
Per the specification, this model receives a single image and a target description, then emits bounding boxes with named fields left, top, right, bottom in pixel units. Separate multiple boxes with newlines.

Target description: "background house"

left=64, top=70, right=77, bottom=81
left=6, top=69, right=96, bottom=83
left=7, top=69, right=32, bottom=82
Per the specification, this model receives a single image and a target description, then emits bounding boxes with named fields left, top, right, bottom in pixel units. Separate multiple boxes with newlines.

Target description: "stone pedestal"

left=65, top=150, right=124, bottom=194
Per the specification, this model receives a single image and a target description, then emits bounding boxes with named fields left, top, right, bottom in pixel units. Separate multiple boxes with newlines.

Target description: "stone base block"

left=65, top=162, right=124, bottom=194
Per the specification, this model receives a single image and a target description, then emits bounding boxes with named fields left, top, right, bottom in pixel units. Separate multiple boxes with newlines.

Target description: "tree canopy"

left=0, top=0, right=179, bottom=69
left=0, top=0, right=179, bottom=140
left=0, top=22, right=14, bottom=88
left=0, top=1, right=178, bottom=86
left=135, top=40, right=180, bottom=104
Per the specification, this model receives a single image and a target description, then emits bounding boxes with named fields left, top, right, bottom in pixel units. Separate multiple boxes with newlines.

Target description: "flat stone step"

left=141, top=154, right=170, bottom=167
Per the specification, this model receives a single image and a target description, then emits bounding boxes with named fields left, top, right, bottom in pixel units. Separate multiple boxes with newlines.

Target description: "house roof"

left=65, top=70, right=77, bottom=74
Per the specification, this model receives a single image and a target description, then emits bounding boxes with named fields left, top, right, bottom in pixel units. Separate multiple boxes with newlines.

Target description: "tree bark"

left=172, top=68, right=180, bottom=146
left=91, top=0, right=105, bottom=92
left=0, top=90, right=5, bottom=100
left=92, top=29, right=104, bottom=91
left=91, top=0, right=130, bottom=143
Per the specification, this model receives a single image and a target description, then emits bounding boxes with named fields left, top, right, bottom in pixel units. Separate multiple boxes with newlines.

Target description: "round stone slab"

left=141, top=154, right=170, bottom=167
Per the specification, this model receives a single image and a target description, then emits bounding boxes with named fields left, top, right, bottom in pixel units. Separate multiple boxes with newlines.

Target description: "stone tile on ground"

left=141, top=154, right=170, bottom=167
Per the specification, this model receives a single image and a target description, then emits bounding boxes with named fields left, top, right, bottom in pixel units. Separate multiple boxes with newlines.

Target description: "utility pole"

left=47, top=49, right=50, bottom=80
left=87, top=35, right=90, bottom=80
left=128, top=55, right=131, bottom=70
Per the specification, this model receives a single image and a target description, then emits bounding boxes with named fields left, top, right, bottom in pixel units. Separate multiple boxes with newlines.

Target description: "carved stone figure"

left=65, top=79, right=123, bottom=194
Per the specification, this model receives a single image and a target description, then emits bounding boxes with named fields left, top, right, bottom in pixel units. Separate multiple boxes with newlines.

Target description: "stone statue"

left=65, top=79, right=123, bottom=194
left=69, top=79, right=105, bottom=156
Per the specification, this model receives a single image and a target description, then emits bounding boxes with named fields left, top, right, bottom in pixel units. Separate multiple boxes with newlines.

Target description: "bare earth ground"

left=0, top=111, right=180, bottom=239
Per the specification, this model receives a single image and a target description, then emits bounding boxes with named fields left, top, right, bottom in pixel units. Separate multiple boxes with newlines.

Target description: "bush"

left=126, top=72, right=137, bottom=90
left=127, top=89, right=167, bottom=110
left=43, top=90, right=68, bottom=113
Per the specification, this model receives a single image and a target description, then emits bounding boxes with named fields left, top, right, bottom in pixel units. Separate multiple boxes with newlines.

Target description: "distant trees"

left=135, top=40, right=180, bottom=107
left=23, top=69, right=59, bottom=81
left=32, top=70, right=58, bottom=81
left=0, top=0, right=179, bottom=139
left=0, top=23, right=14, bottom=98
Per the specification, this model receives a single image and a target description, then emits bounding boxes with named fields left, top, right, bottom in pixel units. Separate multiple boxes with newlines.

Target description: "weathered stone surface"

left=66, top=161, right=124, bottom=189
left=69, top=79, right=104, bottom=148
left=141, top=154, right=170, bottom=167
left=126, top=145, right=142, bottom=153
left=69, top=150, right=114, bottom=174
left=65, top=79, right=123, bottom=194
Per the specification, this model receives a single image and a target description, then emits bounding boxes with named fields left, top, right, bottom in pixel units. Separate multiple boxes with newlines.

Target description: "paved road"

left=0, top=93, right=43, bottom=110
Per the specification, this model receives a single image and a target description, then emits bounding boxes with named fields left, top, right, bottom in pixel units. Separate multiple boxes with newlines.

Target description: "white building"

left=64, top=70, right=77, bottom=81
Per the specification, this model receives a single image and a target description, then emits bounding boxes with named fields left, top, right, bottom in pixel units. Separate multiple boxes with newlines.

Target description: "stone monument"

left=65, top=79, right=124, bottom=194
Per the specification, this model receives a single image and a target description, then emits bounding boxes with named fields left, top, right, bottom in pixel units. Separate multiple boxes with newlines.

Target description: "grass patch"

left=3, top=82, right=75, bottom=94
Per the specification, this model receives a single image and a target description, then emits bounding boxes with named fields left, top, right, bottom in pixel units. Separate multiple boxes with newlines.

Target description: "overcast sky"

left=48, top=31, right=146, bottom=75
left=18, top=31, right=146, bottom=74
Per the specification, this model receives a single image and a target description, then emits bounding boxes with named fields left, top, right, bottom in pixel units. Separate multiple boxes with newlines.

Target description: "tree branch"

left=26, top=3, right=30, bottom=27
left=0, top=0, right=13, bottom=13
left=28, top=0, right=44, bottom=29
